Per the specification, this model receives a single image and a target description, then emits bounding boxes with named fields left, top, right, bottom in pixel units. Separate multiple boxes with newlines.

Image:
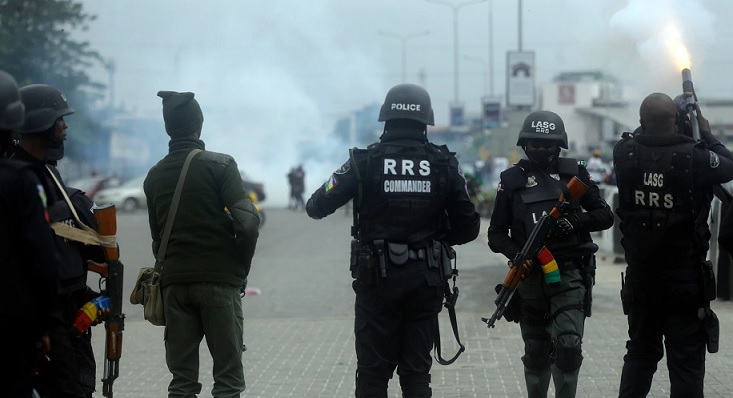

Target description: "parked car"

left=94, top=175, right=147, bottom=212
left=67, top=175, right=123, bottom=201
left=240, top=170, right=266, bottom=202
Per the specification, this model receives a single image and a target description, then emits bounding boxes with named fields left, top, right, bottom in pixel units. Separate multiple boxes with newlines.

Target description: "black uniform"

left=1, top=159, right=59, bottom=398
left=487, top=157, right=613, bottom=398
left=614, top=129, right=733, bottom=398
left=307, top=127, right=480, bottom=397
left=12, top=147, right=105, bottom=398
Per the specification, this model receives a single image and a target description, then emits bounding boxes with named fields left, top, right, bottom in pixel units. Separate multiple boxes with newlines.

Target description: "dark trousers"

left=164, top=283, right=245, bottom=398
left=352, top=261, right=443, bottom=398
left=35, top=297, right=96, bottom=398
left=619, top=266, right=707, bottom=398
left=517, top=268, right=587, bottom=398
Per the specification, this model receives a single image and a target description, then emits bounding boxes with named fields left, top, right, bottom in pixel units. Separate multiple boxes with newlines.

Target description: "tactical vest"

left=614, top=134, right=708, bottom=265
left=502, top=158, right=591, bottom=257
left=356, top=142, right=450, bottom=245
left=46, top=185, right=96, bottom=295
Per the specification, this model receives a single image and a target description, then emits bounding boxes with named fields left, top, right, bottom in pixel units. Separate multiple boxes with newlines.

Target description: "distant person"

left=306, top=83, right=480, bottom=397
left=12, top=83, right=108, bottom=398
left=614, top=92, right=733, bottom=398
left=287, top=167, right=297, bottom=209
left=487, top=110, right=614, bottom=398
left=586, top=149, right=610, bottom=183
left=288, top=165, right=306, bottom=211
left=0, top=70, right=60, bottom=398
left=144, top=91, right=260, bottom=398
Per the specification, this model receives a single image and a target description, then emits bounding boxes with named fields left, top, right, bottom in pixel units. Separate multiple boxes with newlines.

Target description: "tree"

left=0, top=0, right=108, bottom=165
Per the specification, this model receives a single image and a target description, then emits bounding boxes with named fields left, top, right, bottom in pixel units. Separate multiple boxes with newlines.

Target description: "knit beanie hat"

left=157, top=91, right=204, bottom=137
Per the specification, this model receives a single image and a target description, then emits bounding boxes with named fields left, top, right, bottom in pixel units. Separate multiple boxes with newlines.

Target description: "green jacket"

left=144, top=137, right=260, bottom=288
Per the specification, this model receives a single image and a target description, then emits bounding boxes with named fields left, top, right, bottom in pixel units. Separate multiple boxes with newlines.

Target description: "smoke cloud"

left=608, top=0, right=716, bottom=99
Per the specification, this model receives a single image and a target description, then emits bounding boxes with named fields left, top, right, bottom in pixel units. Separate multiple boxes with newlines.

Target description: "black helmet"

left=378, top=83, right=434, bottom=126
left=18, top=84, right=74, bottom=134
left=516, top=110, right=568, bottom=149
left=0, top=70, right=25, bottom=130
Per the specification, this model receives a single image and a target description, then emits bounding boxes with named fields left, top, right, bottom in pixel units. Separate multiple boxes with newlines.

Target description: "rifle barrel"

left=682, top=68, right=701, bottom=141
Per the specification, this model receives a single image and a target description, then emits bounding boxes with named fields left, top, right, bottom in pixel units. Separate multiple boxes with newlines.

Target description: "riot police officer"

left=614, top=93, right=733, bottom=398
left=306, top=83, right=480, bottom=397
left=487, top=110, right=614, bottom=398
left=11, top=83, right=106, bottom=398
left=0, top=70, right=60, bottom=398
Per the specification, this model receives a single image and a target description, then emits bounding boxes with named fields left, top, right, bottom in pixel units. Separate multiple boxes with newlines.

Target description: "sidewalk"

left=94, top=251, right=733, bottom=397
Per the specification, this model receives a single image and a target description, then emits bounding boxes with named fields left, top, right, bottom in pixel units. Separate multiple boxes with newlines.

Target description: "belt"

left=557, top=258, right=581, bottom=271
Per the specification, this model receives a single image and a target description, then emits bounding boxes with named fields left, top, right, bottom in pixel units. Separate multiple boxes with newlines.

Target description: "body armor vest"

left=46, top=183, right=95, bottom=295
left=614, top=134, right=707, bottom=265
left=357, top=142, right=450, bottom=245
left=502, top=158, right=591, bottom=258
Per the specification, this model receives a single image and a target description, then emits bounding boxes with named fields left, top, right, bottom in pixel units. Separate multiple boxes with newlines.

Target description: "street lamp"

left=426, top=0, right=487, bottom=103
left=104, top=58, right=116, bottom=109
left=378, top=29, right=431, bottom=83
left=464, top=55, right=488, bottom=96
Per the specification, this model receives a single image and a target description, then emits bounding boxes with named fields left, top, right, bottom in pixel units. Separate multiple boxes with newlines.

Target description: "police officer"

left=11, top=83, right=106, bottom=398
left=614, top=92, right=733, bottom=398
left=0, top=71, right=60, bottom=398
left=306, top=83, right=480, bottom=397
left=487, top=110, right=614, bottom=398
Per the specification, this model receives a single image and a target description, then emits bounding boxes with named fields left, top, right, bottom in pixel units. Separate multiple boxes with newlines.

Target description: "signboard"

left=506, top=51, right=535, bottom=108
left=482, top=97, right=501, bottom=128
left=558, top=84, right=576, bottom=105
left=450, top=104, right=464, bottom=127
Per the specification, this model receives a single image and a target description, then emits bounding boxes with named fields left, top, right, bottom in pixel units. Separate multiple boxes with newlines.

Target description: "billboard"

left=558, top=84, right=576, bottom=105
left=482, top=97, right=501, bottom=128
left=506, top=51, right=535, bottom=108
left=450, top=104, right=464, bottom=127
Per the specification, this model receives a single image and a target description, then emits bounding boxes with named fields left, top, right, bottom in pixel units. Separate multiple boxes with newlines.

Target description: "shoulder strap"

left=434, top=283, right=465, bottom=365
left=46, top=165, right=117, bottom=248
left=155, top=149, right=201, bottom=271
left=434, top=248, right=465, bottom=365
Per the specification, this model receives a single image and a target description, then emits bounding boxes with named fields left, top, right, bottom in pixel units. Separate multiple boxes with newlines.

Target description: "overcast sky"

left=77, top=0, right=733, bottom=205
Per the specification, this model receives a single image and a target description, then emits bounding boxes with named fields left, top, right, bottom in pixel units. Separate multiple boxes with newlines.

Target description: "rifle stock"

left=482, top=176, right=588, bottom=328
left=92, top=204, right=125, bottom=398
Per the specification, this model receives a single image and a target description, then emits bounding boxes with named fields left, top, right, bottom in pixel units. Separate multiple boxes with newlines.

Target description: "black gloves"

left=551, top=216, right=576, bottom=239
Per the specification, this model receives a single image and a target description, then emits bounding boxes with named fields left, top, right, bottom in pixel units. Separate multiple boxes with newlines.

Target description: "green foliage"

left=0, top=0, right=108, bottom=162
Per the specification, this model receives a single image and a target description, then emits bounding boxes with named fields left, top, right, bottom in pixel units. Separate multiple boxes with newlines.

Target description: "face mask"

left=524, top=146, right=559, bottom=170
left=46, top=135, right=65, bottom=161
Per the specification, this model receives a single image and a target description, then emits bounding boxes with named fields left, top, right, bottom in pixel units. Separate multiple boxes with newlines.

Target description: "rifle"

left=481, top=176, right=588, bottom=328
left=87, top=204, right=125, bottom=398
left=681, top=68, right=732, bottom=203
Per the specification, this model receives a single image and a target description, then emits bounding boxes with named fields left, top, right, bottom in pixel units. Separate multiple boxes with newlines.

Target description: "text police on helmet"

left=516, top=110, right=568, bottom=149
left=378, top=83, right=435, bottom=126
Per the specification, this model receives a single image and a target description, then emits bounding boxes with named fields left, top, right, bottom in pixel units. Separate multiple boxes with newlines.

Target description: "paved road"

left=92, top=207, right=733, bottom=397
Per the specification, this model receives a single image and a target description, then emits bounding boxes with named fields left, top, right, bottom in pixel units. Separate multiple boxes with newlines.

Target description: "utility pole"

left=378, top=30, right=431, bottom=82
left=425, top=0, right=488, bottom=103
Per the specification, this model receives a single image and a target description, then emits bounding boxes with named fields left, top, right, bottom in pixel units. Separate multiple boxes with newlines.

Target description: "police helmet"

left=378, top=83, right=434, bottom=126
left=18, top=84, right=74, bottom=134
left=516, top=110, right=568, bottom=149
left=0, top=70, right=25, bottom=130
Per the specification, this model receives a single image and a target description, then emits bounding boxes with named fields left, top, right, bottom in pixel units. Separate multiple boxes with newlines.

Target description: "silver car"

left=94, top=175, right=147, bottom=212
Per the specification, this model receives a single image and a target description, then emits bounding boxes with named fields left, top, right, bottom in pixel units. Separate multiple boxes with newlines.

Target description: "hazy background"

left=76, top=0, right=733, bottom=207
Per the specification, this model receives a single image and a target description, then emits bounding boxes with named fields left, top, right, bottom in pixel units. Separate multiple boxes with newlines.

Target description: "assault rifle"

left=87, top=204, right=125, bottom=398
left=481, top=176, right=588, bottom=328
